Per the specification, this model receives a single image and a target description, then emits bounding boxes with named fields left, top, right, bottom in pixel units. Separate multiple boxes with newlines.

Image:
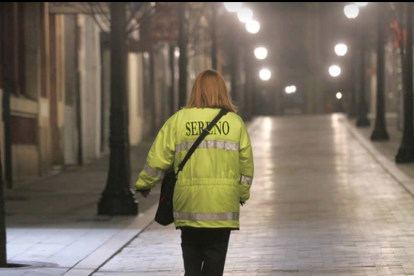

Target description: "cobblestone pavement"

left=93, top=115, right=414, bottom=276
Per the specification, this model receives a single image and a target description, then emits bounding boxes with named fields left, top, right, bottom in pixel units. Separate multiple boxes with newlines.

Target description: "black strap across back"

left=176, top=108, right=229, bottom=176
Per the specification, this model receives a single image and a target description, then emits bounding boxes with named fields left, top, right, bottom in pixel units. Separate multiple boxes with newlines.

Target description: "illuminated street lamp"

left=285, top=85, right=297, bottom=94
left=344, top=4, right=359, bottom=19
left=345, top=2, right=369, bottom=127
left=354, top=2, right=368, bottom=7
left=259, top=68, right=271, bottom=81
left=336, top=92, right=343, bottom=100
left=224, top=2, right=242, bottom=13
left=254, top=47, right=268, bottom=60
left=238, top=8, right=253, bottom=23
left=329, top=65, right=341, bottom=77
left=335, top=43, right=348, bottom=56
left=246, top=20, right=260, bottom=34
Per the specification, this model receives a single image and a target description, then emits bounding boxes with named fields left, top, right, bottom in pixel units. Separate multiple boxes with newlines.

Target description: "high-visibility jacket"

left=135, top=108, right=254, bottom=229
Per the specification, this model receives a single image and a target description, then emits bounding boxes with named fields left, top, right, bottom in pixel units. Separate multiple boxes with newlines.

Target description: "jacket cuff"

left=135, top=178, right=153, bottom=191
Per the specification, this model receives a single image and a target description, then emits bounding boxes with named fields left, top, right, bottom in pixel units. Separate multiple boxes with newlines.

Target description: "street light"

left=335, top=43, right=348, bottom=56
left=98, top=2, right=138, bottom=216
left=224, top=2, right=242, bottom=13
left=354, top=2, right=368, bottom=7
left=285, top=85, right=297, bottom=94
left=254, top=47, right=268, bottom=60
left=259, top=68, right=271, bottom=81
left=246, top=20, right=260, bottom=34
left=336, top=92, right=343, bottom=100
left=238, top=8, right=253, bottom=23
left=346, top=2, right=370, bottom=128
left=329, top=65, right=341, bottom=77
left=344, top=4, right=360, bottom=19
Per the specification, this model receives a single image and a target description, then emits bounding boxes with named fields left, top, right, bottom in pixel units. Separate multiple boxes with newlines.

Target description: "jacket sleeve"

left=135, top=115, right=177, bottom=191
left=238, top=120, right=254, bottom=203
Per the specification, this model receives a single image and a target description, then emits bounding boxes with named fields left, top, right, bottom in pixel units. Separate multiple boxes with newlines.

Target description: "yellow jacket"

left=135, top=108, right=254, bottom=229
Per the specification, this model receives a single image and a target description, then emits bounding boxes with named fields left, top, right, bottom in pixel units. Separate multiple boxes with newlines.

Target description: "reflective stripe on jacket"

left=135, top=108, right=254, bottom=229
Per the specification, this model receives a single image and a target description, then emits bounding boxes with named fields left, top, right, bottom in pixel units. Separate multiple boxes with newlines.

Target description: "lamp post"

left=178, top=2, right=188, bottom=108
left=98, top=2, right=138, bottom=216
left=356, top=35, right=370, bottom=127
left=371, top=3, right=389, bottom=140
left=211, top=2, right=218, bottom=70
left=344, top=4, right=360, bottom=19
left=244, top=45, right=254, bottom=120
left=355, top=2, right=369, bottom=7
left=396, top=2, right=414, bottom=163
left=230, top=36, right=240, bottom=104
left=254, top=47, right=268, bottom=60
left=0, top=148, right=5, bottom=267
left=246, top=20, right=260, bottom=34
left=333, top=42, right=354, bottom=116
left=348, top=48, right=358, bottom=118
left=343, top=3, right=370, bottom=126
left=229, top=12, right=243, bottom=106
left=285, top=85, right=297, bottom=94
left=335, top=43, right=348, bottom=57
left=0, top=6, right=7, bottom=265
left=259, top=68, right=272, bottom=81
left=224, top=2, right=242, bottom=13
left=344, top=4, right=370, bottom=127
left=329, top=65, right=341, bottom=77
left=0, top=4, right=12, bottom=189
left=237, top=7, right=253, bottom=23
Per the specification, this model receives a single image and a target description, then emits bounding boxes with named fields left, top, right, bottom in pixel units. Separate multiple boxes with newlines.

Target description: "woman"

left=135, top=69, right=254, bottom=276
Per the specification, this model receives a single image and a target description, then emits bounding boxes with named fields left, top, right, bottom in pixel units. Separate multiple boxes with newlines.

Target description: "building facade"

left=0, top=2, right=225, bottom=186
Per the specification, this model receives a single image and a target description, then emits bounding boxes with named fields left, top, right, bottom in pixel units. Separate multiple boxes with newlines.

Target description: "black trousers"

left=180, top=228, right=231, bottom=276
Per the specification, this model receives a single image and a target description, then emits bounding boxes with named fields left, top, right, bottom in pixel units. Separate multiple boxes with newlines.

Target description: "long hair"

left=185, top=70, right=237, bottom=113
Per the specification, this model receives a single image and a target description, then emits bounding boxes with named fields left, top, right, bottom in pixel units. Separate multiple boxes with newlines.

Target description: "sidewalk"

left=93, top=115, right=414, bottom=276
left=348, top=117, right=414, bottom=180
left=1, top=141, right=160, bottom=276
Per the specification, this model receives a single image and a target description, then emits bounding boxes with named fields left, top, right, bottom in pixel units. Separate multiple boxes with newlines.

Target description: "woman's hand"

left=140, top=189, right=151, bottom=198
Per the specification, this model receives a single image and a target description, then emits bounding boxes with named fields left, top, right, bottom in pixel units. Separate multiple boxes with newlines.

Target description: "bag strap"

left=176, top=108, right=229, bottom=177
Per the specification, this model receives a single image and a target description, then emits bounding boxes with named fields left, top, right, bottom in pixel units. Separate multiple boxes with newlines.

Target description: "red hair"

left=185, top=70, right=237, bottom=113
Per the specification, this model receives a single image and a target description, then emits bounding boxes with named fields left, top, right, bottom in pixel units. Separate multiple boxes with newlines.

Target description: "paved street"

left=93, top=115, right=414, bottom=276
